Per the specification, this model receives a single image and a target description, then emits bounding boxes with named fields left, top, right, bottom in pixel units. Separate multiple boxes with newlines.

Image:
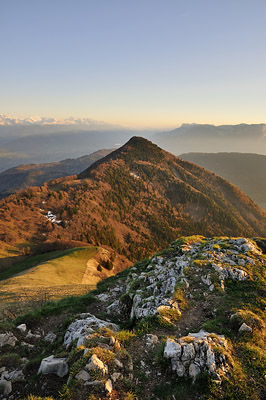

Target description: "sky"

left=1, top=0, right=266, bottom=128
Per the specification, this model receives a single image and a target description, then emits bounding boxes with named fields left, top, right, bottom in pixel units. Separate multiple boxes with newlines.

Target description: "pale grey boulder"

left=38, top=355, right=68, bottom=377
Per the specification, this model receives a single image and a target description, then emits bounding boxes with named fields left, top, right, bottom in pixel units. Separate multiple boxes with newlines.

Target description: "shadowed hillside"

left=180, top=152, right=266, bottom=210
left=0, top=149, right=113, bottom=199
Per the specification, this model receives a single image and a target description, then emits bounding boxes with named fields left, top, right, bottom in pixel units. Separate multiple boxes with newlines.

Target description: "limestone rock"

left=26, top=330, right=41, bottom=340
left=105, top=378, right=113, bottom=393
left=96, top=293, right=109, bottom=302
left=0, top=332, right=17, bottom=347
left=7, top=369, right=25, bottom=382
left=239, top=323, right=252, bottom=333
left=16, top=324, right=27, bottom=333
left=164, top=339, right=182, bottom=359
left=164, top=331, right=229, bottom=382
left=189, top=363, right=201, bottom=379
left=38, top=355, right=68, bottom=377
left=44, top=332, right=57, bottom=343
left=0, top=379, right=12, bottom=396
left=111, top=372, right=121, bottom=382
left=85, top=354, right=108, bottom=375
left=75, top=369, right=90, bottom=381
left=64, top=313, right=119, bottom=348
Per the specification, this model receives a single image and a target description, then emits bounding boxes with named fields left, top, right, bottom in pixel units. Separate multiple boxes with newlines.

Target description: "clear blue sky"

left=1, top=0, right=266, bottom=128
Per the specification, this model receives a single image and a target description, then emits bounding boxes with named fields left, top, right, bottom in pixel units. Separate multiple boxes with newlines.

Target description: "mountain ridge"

left=1, top=137, right=266, bottom=265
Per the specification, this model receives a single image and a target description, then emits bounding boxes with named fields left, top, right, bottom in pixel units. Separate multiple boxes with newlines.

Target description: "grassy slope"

left=0, top=248, right=92, bottom=282
left=3, top=247, right=97, bottom=286
left=0, top=247, right=99, bottom=311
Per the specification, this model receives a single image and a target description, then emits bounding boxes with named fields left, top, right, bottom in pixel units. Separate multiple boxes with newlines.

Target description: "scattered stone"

left=239, top=323, right=252, bottom=333
left=111, top=372, right=121, bottom=382
left=0, top=332, right=17, bottom=347
left=114, top=358, right=123, bottom=369
left=0, top=379, right=12, bottom=396
left=145, top=334, right=159, bottom=347
left=16, top=324, right=27, bottom=333
left=75, top=370, right=90, bottom=381
left=38, top=355, right=68, bottom=377
left=44, top=332, right=57, bottom=343
left=105, top=378, right=113, bottom=393
left=85, top=354, right=108, bottom=375
left=7, top=370, right=25, bottom=382
left=26, top=330, right=41, bottom=340
left=21, top=341, right=34, bottom=349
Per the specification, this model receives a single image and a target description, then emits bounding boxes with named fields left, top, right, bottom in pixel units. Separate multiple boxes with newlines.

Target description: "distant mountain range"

left=1, top=137, right=266, bottom=264
left=153, top=123, right=266, bottom=155
left=0, top=115, right=154, bottom=172
left=0, top=149, right=113, bottom=199
left=180, top=152, right=266, bottom=210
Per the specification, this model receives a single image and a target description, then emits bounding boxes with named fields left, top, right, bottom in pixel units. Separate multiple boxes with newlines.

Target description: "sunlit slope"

left=0, top=246, right=119, bottom=306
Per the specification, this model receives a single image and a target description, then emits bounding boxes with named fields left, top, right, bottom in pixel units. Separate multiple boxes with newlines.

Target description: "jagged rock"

left=16, top=324, right=27, bottom=333
left=105, top=379, right=113, bottom=393
left=64, top=313, right=119, bottom=347
left=106, top=300, right=121, bottom=316
left=21, top=341, right=34, bottom=349
left=189, top=363, right=201, bottom=379
left=38, top=355, right=68, bottom=377
left=26, top=330, right=41, bottom=340
left=0, top=332, right=17, bottom=347
left=0, top=379, right=12, bottom=396
left=164, top=331, right=229, bottom=381
left=201, top=275, right=212, bottom=286
left=164, top=339, right=182, bottom=359
left=44, top=332, right=57, bottom=343
left=75, top=370, right=90, bottom=381
left=85, top=354, right=108, bottom=375
left=111, top=372, right=121, bottom=382
left=239, top=323, right=252, bottom=333
left=7, top=370, right=25, bottom=382
left=145, top=334, right=159, bottom=347
left=171, top=359, right=186, bottom=377
left=96, top=293, right=109, bottom=302
left=181, top=343, right=195, bottom=361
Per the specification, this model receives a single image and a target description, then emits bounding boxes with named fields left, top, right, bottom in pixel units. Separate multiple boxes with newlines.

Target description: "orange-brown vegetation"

left=1, top=137, right=266, bottom=263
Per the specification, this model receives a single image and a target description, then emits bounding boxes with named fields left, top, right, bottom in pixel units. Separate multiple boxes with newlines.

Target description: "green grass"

left=0, top=246, right=97, bottom=295
left=14, top=292, right=97, bottom=327
left=0, top=247, right=96, bottom=282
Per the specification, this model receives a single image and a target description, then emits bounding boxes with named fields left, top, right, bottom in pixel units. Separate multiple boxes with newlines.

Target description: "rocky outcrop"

left=164, top=330, right=230, bottom=381
left=1, top=236, right=264, bottom=400
left=106, top=237, right=261, bottom=323
left=64, top=313, right=119, bottom=348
